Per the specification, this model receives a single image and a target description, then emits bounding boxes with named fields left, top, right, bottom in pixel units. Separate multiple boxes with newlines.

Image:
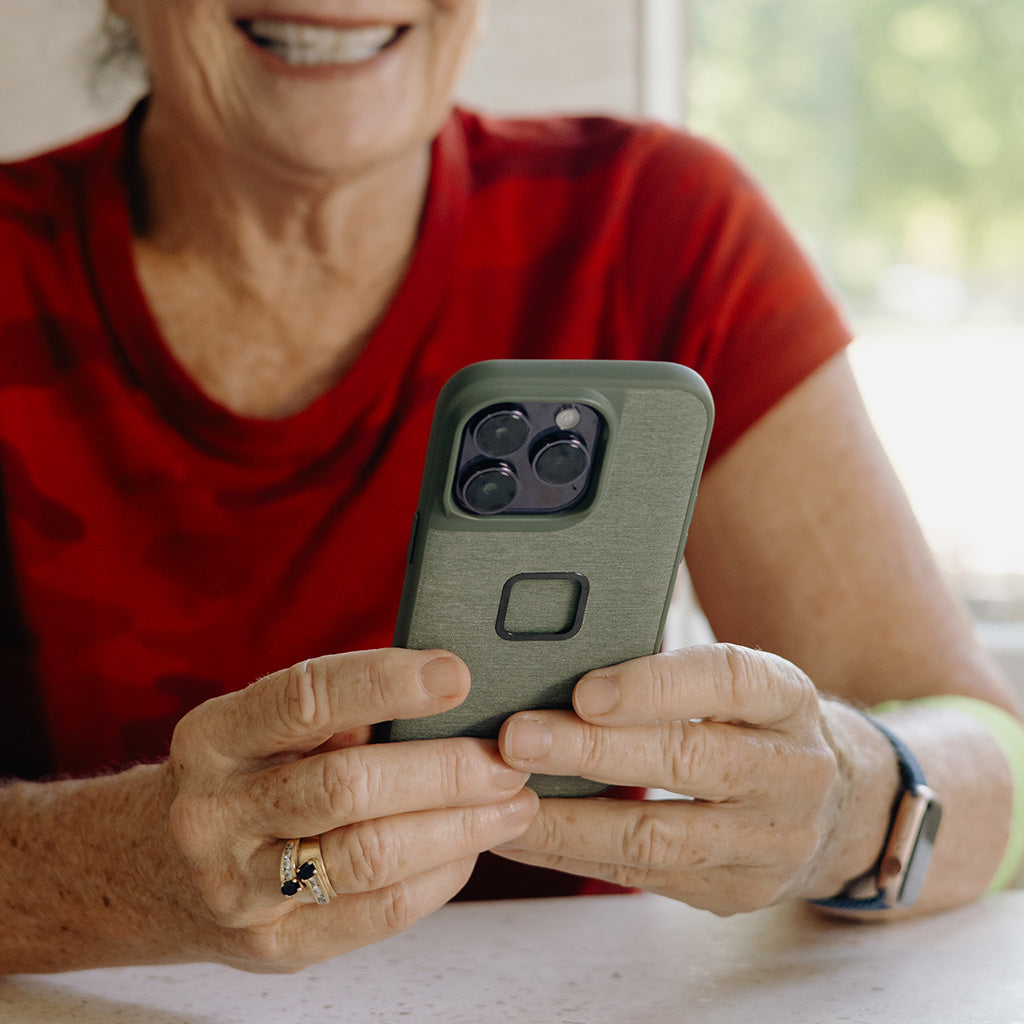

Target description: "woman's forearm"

left=0, top=764, right=190, bottom=974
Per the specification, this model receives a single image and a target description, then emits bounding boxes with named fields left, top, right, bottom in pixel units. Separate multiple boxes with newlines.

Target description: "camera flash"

left=555, top=405, right=582, bottom=431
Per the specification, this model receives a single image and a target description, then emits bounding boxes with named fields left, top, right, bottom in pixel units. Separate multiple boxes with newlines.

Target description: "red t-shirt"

left=0, top=105, right=849, bottom=784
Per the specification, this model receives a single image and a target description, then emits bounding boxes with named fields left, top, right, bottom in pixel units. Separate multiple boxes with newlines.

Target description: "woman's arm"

left=493, top=351, right=1020, bottom=915
left=686, top=351, right=1014, bottom=715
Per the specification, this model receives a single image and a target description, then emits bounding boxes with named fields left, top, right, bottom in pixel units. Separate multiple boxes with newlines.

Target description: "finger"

left=496, top=798, right=744, bottom=874
left=500, top=710, right=823, bottom=798
left=492, top=845, right=652, bottom=896
left=252, top=737, right=532, bottom=837
left=323, top=791, right=540, bottom=893
left=492, top=845, right=783, bottom=917
left=266, top=856, right=482, bottom=969
left=494, top=798, right=817, bottom=914
left=490, top=844, right=769, bottom=915
left=182, top=649, right=470, bottom=763
left=571, top=644, right=819, bottom=729
left=256, top=791, right=539, bottom=904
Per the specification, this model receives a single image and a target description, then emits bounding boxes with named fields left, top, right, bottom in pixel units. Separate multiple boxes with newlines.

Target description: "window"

left=686, top=0, right=1024, bottom=637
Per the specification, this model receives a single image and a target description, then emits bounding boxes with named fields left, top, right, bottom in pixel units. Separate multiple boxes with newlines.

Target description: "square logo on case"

left=495, top=572, right=589, bottom=641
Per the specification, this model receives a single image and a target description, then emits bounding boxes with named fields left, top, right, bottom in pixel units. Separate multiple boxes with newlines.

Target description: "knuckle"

left=786, top=676, right=823, bottom=725
left=457, top=804, right=498, bottom=848
left=528, top=808, right=566, bottom=851
left=260, top=655, right=327, bottom=745
left=231, top=926, right=305, bottom=973
left=167, top=797, right=207, bottom=868
left=668, top=721, right=706, bottom=782
left=168, top=781, right=234, bottom=871
left=274, top=659, right=333, bottom=739
left=640, top=654, right=680, bottom=709
left=597, top=861, right=651, bottom=892
left=376, top=880, right=418, bottom=936
left=169, top=697, right=226, bottom=766
left=321, top=749, right=378, bottom=822
left=716, top=643, right=819, bottom=723
left=169, top=809, right=249, bottom=923
left=268, top=651, right=407, bottom=746
left=718, top=643, right=762, bottom=706
left=437, top=742, right=484, bottom=797
left=810, top=741, right=840, bottom=798
left=353, top=652, right=394, bottom=710
left=622, top=808, right=683, bottom=868
left=337, top=820, right=400, bottom=891
left=356, top=647, right=442, bottom=712
left=576, top=725, right=615, bottom=777
left=197, top=877, right=248, bottom=925
left=168, top=708, right=203, bottom=762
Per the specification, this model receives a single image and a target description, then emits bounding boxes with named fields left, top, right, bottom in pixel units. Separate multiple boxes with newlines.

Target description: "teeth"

left=244, top=20, right=400, bottom=66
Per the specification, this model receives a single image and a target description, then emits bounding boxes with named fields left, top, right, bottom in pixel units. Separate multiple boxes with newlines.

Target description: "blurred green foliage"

left=687, top=0, right=1024, bottom=312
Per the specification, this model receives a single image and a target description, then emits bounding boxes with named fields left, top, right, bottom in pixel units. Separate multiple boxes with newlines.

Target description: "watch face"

left=894, top=792, right=943, bottom=906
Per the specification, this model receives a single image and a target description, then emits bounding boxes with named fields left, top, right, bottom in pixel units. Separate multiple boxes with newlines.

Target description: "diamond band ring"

left=280, top=835, right=338, bottom=905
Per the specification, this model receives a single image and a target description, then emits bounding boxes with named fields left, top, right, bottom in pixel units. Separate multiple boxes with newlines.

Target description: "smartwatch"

left=812, top=716, right=942, bottom=911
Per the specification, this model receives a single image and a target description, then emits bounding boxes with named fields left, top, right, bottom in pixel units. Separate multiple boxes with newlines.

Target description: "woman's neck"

left=125, top=111, right=433, bottom=419
left=132, top=106, right=431, bottom=286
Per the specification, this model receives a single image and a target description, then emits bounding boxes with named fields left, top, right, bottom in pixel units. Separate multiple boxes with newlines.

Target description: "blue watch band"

left=811, top=715, right=935, bottom=911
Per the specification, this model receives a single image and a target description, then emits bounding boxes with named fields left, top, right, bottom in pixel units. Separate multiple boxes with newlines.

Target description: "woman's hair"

left=90, top=12, right=146, bottom=98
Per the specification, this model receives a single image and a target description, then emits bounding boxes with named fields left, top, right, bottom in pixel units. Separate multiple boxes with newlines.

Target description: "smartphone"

left=383, top=360, right=713, bottom=797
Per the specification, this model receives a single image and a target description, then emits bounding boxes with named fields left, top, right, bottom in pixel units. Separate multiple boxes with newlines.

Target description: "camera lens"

left=532, top=434, right=590, bottom=487
left=461, top=462, right=518, bottom=514
left=474, top=408, right=530, bottom=458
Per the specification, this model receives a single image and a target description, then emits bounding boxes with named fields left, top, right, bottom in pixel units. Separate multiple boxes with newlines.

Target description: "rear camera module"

left=453, top=400, right=605, bottom=516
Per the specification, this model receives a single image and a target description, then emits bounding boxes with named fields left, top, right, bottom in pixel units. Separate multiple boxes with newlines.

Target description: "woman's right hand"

left=156, top=648, right=537, bottom=972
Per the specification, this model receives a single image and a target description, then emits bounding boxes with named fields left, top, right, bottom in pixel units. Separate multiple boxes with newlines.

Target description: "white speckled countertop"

left=2, top=892, right=1022, bottom=1023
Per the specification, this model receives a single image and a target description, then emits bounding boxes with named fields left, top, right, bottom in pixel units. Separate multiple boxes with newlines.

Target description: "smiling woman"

left=1, top=0, right=1022, bottom=981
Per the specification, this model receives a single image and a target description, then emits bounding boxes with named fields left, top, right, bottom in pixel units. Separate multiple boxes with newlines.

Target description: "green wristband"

left=872, top=695, right=1024, bottom=892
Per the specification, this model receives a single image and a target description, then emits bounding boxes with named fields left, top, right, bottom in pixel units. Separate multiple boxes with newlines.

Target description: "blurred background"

left=3, top=0, right=1023, bottom=674
left=686, top=0, right=1024, bottom=669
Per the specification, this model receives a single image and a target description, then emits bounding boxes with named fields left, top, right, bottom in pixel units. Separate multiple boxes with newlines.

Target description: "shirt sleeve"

left=619, top=128, right=854, bottom=466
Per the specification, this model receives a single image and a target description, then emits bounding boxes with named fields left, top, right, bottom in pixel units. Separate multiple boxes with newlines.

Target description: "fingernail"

left=501, top=790, right=540, bottom=825
left=504, top=717, right=552, bottom=761
left=493, top=762, right=530, bottom=791
left=575, top=676, right=619, bottom=717
left=420, top=657, right=465, bottom=699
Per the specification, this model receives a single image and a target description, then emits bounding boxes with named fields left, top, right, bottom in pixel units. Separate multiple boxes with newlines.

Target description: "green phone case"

left=386, top=360, right=714, bottom=797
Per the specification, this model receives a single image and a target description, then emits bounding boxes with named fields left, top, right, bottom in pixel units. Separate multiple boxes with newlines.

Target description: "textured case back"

left=389, top=360, right=713, bottom=797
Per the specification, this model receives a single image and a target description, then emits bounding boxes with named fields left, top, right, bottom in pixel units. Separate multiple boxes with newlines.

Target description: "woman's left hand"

left=494, top=643, right=884, bottom=915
